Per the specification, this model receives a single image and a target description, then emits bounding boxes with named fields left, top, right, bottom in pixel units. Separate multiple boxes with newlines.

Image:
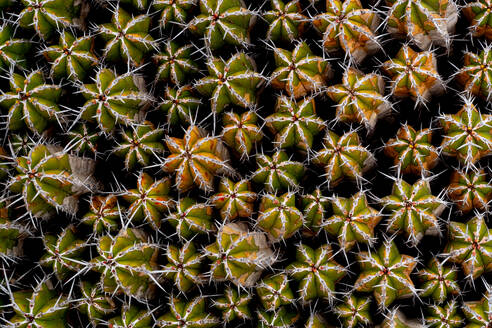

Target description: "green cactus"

left=77, top=280, right=116, bottom=325
left=313, top=130, right=375, bottom=188
left=162, top=125, right=232, bottom=192
left=0, top=24, right=31, bottom=70
left=425, top=300, right=463, bottom=328
left=384, top=0, right=458, bottom=49
left=324, top=191, right=382, bottom=250
left=65, top=123, right=101, bottom=155
left=354, top=240, right=418, bottom=308
left=108, top=304, right=154, bottom=328
left=257, top=307, right=300, bottom=328
left=153, top=0, right=196, bottom=29
left=119, top=0, right=149, bottom=10
left=204, top=222, right=274, bottom=287
left=8, top=133, right=36, bottom=156
left=157, top=296, right=219, bottom=327
left=256, top=274, right=294, bottom=311
left=195, top=53, right=264, bottom=114
left=161, top=241, right=203, bottom=293
left=79, top=68, right=150, bottom=132
left=211, top=178, right=257, bottom=221
left=327, top=68, right=390, bottom=133
left=153, top=41, right=199, bottom=85
left=334, top=294, right=371, bottom=328
left=447, top=169, right=492, bottom=214
left=304, top=314, right=331, bottom=328
left=99, top=7, right=155, bottom=66
left=382, top=45, right=444, bottom=106
left=91, top=228, right=160, bottom=300
left=381, top=178, right=446, bottom=246
left=257, top=192, right=304, bottom=241
left=444, top=215, right=492, bottom=280
left=456, top=44, right=492, bottom=101
left=160, top=85, right=201, bottom=127
left=383, top=124, right=439, bottom=175
left=0, top=215, right=29, bottom=261
left=463, top=0, right=492, bottom=40
left=252, top=151, right=304, bottom=193
left=213, top=287, right=252, bottom=322
left=221, top=111, right=263, bottom=158
left=439, top=100, right=492, bottom=168
left=380, top=309, right=423, bottom=328
left=166, top=197, right=214, bottom=239
left=81, top=195, right=120, bottom=235
left=263, top=0, right=307, bottom=43
left=312, top=0, right=381, bottom=63
left=114, top=121, right=165, bottom=170
left=122, top=172, right=173, bottom=230
left=270, top=42, right=332, bottom=98
left=265, top=96, right=325, bottom=151
left=462, top=289, right=492, bottom=328
left=301, top=189, right=330, bottom=237
left=188, top=0, right=256, bottom=50
left=0, top=71, right=62, bottom=134
left=417, top=258, right=460, bottom=304
left=42, top=31, right=97, bottom=81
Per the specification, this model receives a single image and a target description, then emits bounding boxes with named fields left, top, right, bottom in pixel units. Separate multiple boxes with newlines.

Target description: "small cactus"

left=77, top=280, right=116, bottom=325
left=256, top=274, right=295, bottom=311
left=380, top=309, right=423, bottom=328
left=425, top=300, right=463, bottom=328
left=156, top=296, right=219, bottom=327
left=211, top=178, right=257, bottom=221
left=301, top=188, right=330, bottom=237
left=161, top=241, right=203, bottom=293
left=108, top=303, right=154, bottom=328
left=0, top=214, right=29, bottom=261
left=166, top=197, right=214, bottom=239
left=456, top=44, right=492, bottom=101
left=252, top=151, right=305, bottom=193
left=66, top=123, right=102, bottom=155
left=417, top=258, right=460, bottom=304
left=463, top=0, right=492, bottom=40
left=462, top=289, right=492, bottom=328
left=213, top=287, right=252, bottom=322
left=221, top=111, right=263, bottom=159
left=0, top=24, right=31, bottom=70
left=160, top=85, right=201, bottom=127
left=153, top=0, right=196, bottom=29
left=447, top=168, right=492, bottom=213
left=153, top=41, right=199, bottom=86
left=257, top=307, right=300, bottom=328
left=334, top=294, right=372, bottom=328
left=263, top=0, right=308, bottom=43
left=81, top=195, right=120, bottom=235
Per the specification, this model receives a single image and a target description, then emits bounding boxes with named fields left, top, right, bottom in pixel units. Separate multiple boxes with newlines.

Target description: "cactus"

left=382, top=45, right=444, bottom=106
left=417, top=258, right=460, bottom=304
left=119, top=0, right=149, bottom=10
left=456, top=44, right=492, bottom=101
left=204, top=222, right=274, bottom=287
left=65, top=123, right=101, bottom=155
left=213, top=287, right=252, bottom=322
left=161, top=241, right=203, bottom=293
left=444, top=215, right=492, bottom=280
left=312, top=0, right=381, bottom=63
left=383, top=124, right=439, bottom=175
left=195, top=53, right=264, bottom=114
left=188, top=0, right=256, bottom=50
left=157, top=296, right=219, bottom=327
left=354, top=240, right=418, bottom=308
left=81, top=195, right=120, bottom=235
left=113, top=121, right=165, bottom=170
left=99, top=7, right=155, bottom=66
left=162, top=125, right=232, bottom=192
left=0, top=24, right=31, bottom=70
left=334, top=294, right=372, bottom=328
left=270, top=42, right=332, bottom=98
left=39, top=225, right=86, bottom=281
left=447, top=168, right=492, bottom=214
left=0, top=70, right=62, bottom=134
left=8, top=144, right=96, bottom=219
left=257, top=307, right=300, bottom=328
left=8, top=133, right=36, bottom=156
left=384, top=0, right=458, bottom=50
left=380, top=178, right=446, bottom=246
left=304, top=313, right=330, bottom=328
left=91, top=228, right=159, bottom=300
left=42, top=31, right=97, bottom=81
left=79, top=68, right=150, bottom=132
left=301, top=189, right=330, bottom=238
left=154, top=41, right=199, bottom=86
left=327, top=68, right=390, bottom=133
left=462, top=288, right=492, bottom=328
left=324, top=191, right=382, bottom=250
left=77, top=280, right=116, bottom=325
left=256, top=274, right=294, bottom=311
left=313, top=130, right=375, bottom=188
left=257, top=192, right=303, bottom=241
left=122, top=172, right=173, bottom=230
left=221, top=111, right=263, bottom=159
left=265, top=96, right=325, bottom=151
left=425, top=300, right=463, bottom=328
left=380, top=309, right=423, bottom=328
left=439, top=100, right=492, bottom=168
left=108, top=304, right=154, bottom=328
left=211, top=178, right=257, bottom=221
left=463, top=0, right=492, bottom=40
left=153, top=0, right=196, bottom=29
left=263, top=0, right=307, bottom=43
left=166, top=197, right=214, bottom=239
left=0, top=214, right=29, bottom=261
left=160, top=85, right=201, bottom=127
left=252, top=151, right=305, bottom=193
left=286, top=243, right=346, bottom=303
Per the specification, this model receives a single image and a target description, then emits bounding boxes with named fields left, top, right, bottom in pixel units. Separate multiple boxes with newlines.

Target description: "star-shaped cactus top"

left=270, top=42, right=332, bottom=98
left=211, top=177, right=257, bottom=221
left=0, top=70, right=62, bottom=134
left=162, top=241, right=203, bottom=293
left=66, top=123, right=102, bottom=155
left=313, top=130, right=375, bottom=188
left=78, top=280, right=116, bottom=324
left=162, top=125, right=232, bottom=192
left=160, top=85, right=201, bottom=127
left=301, top=188, right=330, bottom=236
left=153, top=41, right=199, bottom=86
left=286, top=243, right=346, bottom=303
left=166, top=197, right=214, bottom=239
left=327, top=68, right=390, bottom=133
left=265, top=95, right=325, bottom=151
left=354, top=240, right=418, bottom=308
left=264, top=0, right=308, bottom=43
left=456, top=44, right=492, bottom=101
left=384, top=124, right=439, bottom=175
left=81, top=195, right=120, bottom=235
left=463, top=0, right=492, bottom=40
left=252, top=151, right=305, bottom=193
left=257, top=307, right=300, bottom=327
left=417, top=258, right=460, bottom=304
left=382, top=45, right=444, bottom=106
left=195, top=53, right=264, bottom=114
left=0, top=24, right=31, bottom=70
left=334, top=294, right=372, bottom=328
left=425, top=300, right=463, bottom=328
left=448, top=168, right=492, bottom=214
left=99, top=7, right=155, bottom=66
left=221, top=111, right=263, bottom=158
left=188, top=0, right=256, bottom=50
left=213, top=287, right=252, bottom=322
left=444, top=215, right=492, bottom=280
left=153, top=0, right=196, bottom=29
left=157, top=296, right=219, bottom=328
left=384, top=0, right=458, bottom=50
left=42, top=31, right=98, bottom=81
left=256, top=274, right=294, bottom=311
left=108, top=304, right=154, bottom=328
left=439, top=101, right=492, bottom=168
left=462, top=290, right=492, bottom=328
left=381, top=178, right=445, bottom=246
left=324, top=191, right=382, bottom=250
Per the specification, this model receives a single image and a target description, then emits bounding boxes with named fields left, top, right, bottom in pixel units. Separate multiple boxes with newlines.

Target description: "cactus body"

left=456, top=45, right=492, bottom=101
left=221, top=111, right=263, bottom=158
left=252, top=151, right=304, bottom=193
left=425, top=301, right=463, bottom=328
left=154, top=0, right=196, bottom=29
left=463, top=0, right=492, bottom=40
left=166, top=197, right=214, bottom=239
left=160, top=85, right=201, bottom=127
left=154, top=42, right=199, bottom=85
left=157, top=296, right=219, bottom=327
left=0, top=25, right=31, bottom=70
left=214, top=287, right=252, bottom=322
left=211, top=178, right=256, bottom=221
left=78, top=281, right=116, bottom=325
left=81, top=195, right=120, bottom=235
left=417, top=258, right=460, bottom=304
left=257, top=307, right=299, bottom=328
left=447, top=169, right=492, bottom=213
left=108, top=304, right=154, bottom=328
left=264, top=0, right=307, bottom=43
left=162, top=241, right=203, bottom=293
left=334, top=295, right=371, bottom=328
left=256, top=274, right=294, bottom=311
left=301, top=189, right=330, bottom=236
